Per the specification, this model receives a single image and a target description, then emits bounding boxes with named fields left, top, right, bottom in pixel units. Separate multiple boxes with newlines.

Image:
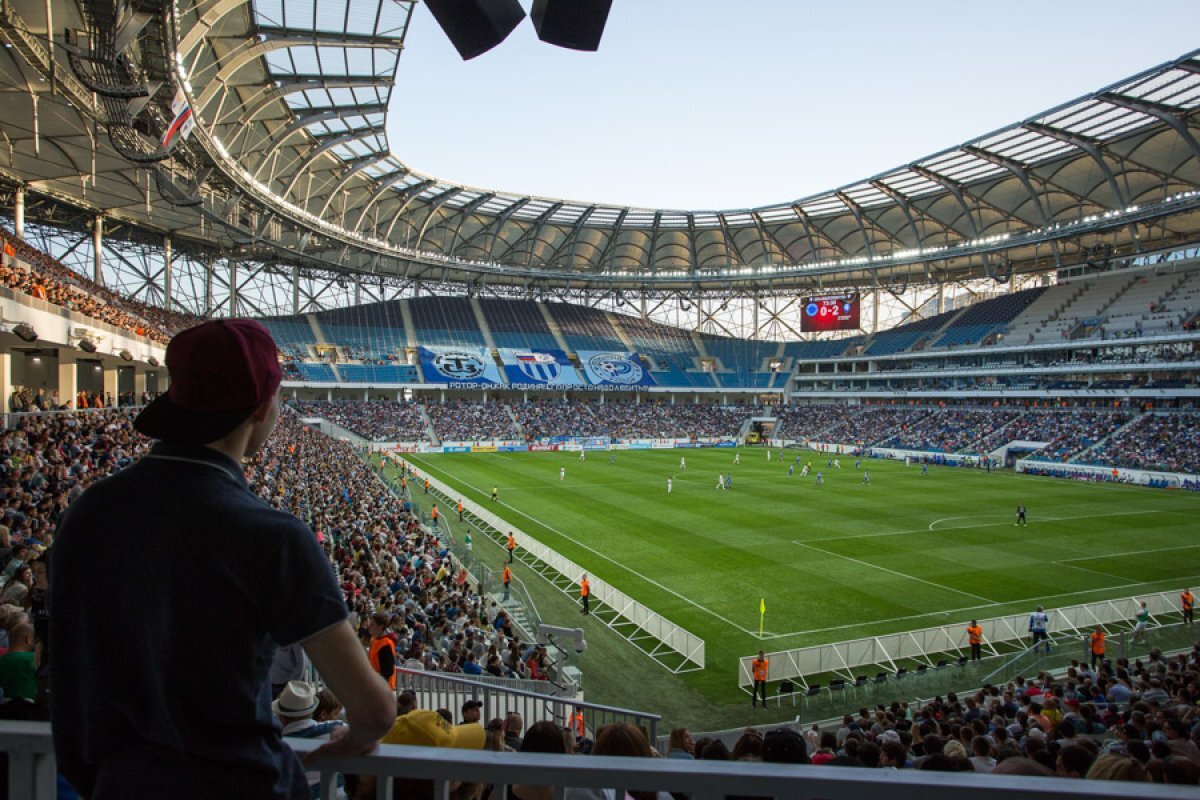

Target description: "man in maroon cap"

left=50, top=320, right=395, bottom=799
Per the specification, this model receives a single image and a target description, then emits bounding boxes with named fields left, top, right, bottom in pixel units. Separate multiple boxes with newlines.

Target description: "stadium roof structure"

left=1, top=0, right=1199, bottom=295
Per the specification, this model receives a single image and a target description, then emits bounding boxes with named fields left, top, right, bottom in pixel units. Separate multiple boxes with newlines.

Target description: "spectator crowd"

left=1, top=228, right=198, bottom=344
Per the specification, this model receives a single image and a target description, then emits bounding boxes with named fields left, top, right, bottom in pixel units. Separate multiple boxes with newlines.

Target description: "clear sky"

left=388, top=1, right=1199, bottom=212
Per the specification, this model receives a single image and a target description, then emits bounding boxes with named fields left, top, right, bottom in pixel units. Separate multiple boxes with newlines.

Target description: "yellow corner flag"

left=759, top=597, right=766, bottom=637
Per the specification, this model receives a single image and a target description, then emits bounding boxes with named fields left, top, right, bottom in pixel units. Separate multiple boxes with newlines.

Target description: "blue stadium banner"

left=577, top=351, right=657, bottom=387
left=417, top=347, right=503, bottom=384
left=497, top=348, right=585, bottom=386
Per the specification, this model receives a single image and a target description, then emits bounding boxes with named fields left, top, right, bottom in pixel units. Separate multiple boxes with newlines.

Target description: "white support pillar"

left=326, top=388, right=332, bottom=402
left=163, top=235, right=173, bottom=310
left=14, top=186, right=25, bottom=240
left=0, top=352, right=11, bottom=419
left=363, top=388, right=368, bottom=402
left=103, top=365, right=119, bottom=407
left=93, top=216, right=104, bottom=284
left=133, top=369, right=147, bottom=403
left=57, top=353, right=76, bottom=409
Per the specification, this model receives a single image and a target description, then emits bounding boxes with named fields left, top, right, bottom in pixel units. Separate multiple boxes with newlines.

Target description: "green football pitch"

left=398, top=448, right=1200, bottom=719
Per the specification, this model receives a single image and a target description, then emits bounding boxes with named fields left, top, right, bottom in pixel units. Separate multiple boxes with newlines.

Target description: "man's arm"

left=301, top=620, right=395, bottom=760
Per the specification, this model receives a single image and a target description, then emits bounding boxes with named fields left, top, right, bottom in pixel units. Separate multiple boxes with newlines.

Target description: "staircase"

left=471, top=297, right=497, bottom=351
left=420, top=404, right=440, bottom=446
left=538, top=303, right=573, bottom=353
left=1069, top=413, right=1143, bottom=464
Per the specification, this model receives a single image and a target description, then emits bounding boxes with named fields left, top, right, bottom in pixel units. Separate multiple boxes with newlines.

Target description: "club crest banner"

left=577, top=351, right=656, bottom=387
left=498, top=348, right=583, bottom=386
left=417, top=347, right=503, bottom=384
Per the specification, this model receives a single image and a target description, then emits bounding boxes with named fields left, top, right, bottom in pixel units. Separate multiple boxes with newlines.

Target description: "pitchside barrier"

left=738, top=591, right=1183, bottom=690
left=397, top=460, right=706, bottom=673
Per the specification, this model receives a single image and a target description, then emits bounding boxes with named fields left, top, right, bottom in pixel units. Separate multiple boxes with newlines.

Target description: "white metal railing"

left=409, top=462, right=706, bottom=673
left=2, top=722, right=1194, bottom=800
left=394, top=667, right=660, bottom=743
left=738, top=591, right=1183, bottom=688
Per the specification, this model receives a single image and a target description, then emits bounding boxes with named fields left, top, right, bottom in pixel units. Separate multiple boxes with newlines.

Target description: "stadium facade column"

left=133, top=369, right=146, bottom=400
left=13, top=186, right=25, bottom=240
left=292, top=265, right=300, bottom=314
left=0, top=352, right=11, bottom=414
left=92, top=216, right=103, bottom=284
left=102, top=363, right=118, bottom=404
left=57, top=353, right=76, bottom=410
left=163, top=235, right=173, bottom=311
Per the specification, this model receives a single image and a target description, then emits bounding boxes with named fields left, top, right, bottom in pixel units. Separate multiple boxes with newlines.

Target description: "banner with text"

left=417, top=347, right=503, bottom=385
left=497, top=348, right=584, bottom=386
left=576, top=351, right=657, bottom=388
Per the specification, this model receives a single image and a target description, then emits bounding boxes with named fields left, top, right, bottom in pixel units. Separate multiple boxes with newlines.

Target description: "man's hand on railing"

left=301, top=724, right=380, bottom=766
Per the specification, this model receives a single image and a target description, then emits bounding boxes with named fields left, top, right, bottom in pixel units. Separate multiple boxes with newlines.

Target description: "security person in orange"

left=1090, top=625, right=1106, bottom=669
left=502, top=565, right=512, bottom=601
left=430, top=504, right=439, bottom=529
left=368, top=611, right=397, bottom=690
left=571, top=708, right=585, bottom=740
left=423, top=478, right=430, bottom=494
left=457, top=498, right=464, bottom=522
left=967, top=620, right=983, bottom=661
left=506, top=533, right=516, bottom=563
left=751, top=650, right=769, bottom=707
left=1183, top=588, right=1195, bottom=625
left=579, top=574, right=590, bottom=615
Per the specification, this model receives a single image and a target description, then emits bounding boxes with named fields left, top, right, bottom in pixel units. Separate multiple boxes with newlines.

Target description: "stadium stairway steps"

left=471, top=298, right=498, bottom=351
left=537, top=303, right=574, bottom=354
left=399, top=299, right=418, bottom=349
left=604, top=314, right=637, bottom=352
left=1068, top=412, right=1144, bottom=464
left=506, top=405, right=524, bottom=437
left=306, top=314, right=330, bottom=346
left=420, top=404, right=440, bottom=446
left=974, top=412, right=1032, bottom=454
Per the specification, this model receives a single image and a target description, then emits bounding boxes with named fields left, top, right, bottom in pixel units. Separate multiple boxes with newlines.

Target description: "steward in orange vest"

left=506, top=533, right=516, bottom=563
left=368, top=611, right=397, bottom=689
left=1183, top=589, right=1195, bottom=625
left=751, top=651, right=769, bottom=707
left=967, top=621, right=983, bottom=661
left=579, top=574, right=590, bottom=616
left=1089, top=627, right=1106, bottom=669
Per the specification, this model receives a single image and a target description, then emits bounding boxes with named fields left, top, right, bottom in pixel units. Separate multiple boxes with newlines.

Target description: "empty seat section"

left=259, top=318, right=315, bottom=359
left=477, top=298, right=560, bottom=350
left=931, top=287, right=1046, bottom=348
left=316, top=301, right=406, bottom=361
left=409, top=296, right=486, bottom=348
left=548, top=302, right=625, bottom=351
left=296, top=363, right=336, bottom=382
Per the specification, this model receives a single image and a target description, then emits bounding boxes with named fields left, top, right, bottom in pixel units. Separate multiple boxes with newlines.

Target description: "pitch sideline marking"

left=753, top=572, right=1200, bottom=641
left=1057, top=542, right=1200, bottom=563
left=800, top=509, right=1164, bottom=544
left=409, top=457, right=763, bottom=637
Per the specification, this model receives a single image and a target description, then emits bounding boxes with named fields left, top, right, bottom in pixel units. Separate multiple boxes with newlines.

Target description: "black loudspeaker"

left=425, top=0, right=526, bottom=60
left=13, top=323, right=37, bottom=342
left=531, top=0, right=612, bottom=51
left=120, top=350, right=133, bottom=362
left=78, top=338, right=97, bottom=353
left=147, top=356, right=159, bottom=367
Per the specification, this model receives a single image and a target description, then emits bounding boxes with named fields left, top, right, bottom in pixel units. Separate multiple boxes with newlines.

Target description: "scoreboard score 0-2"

left=801, top=293, right=860, bottom=332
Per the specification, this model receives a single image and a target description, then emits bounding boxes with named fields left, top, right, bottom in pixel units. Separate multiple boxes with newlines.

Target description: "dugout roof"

left=0, top=0, right=1199, bottom=291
